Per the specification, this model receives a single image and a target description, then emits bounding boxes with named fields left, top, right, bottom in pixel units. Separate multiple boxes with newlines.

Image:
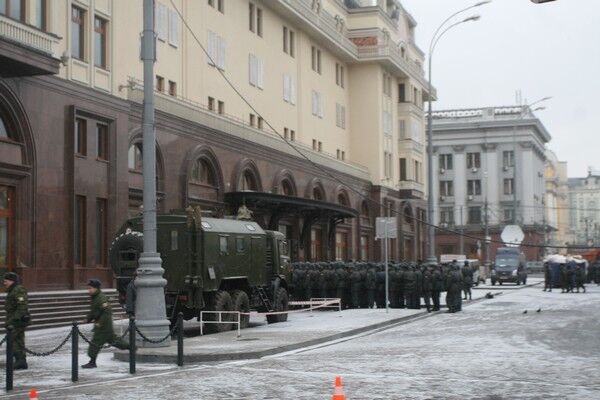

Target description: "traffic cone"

left=30, top=388, right=39, bottom=400
left=332, top=376, right=345, bottom=400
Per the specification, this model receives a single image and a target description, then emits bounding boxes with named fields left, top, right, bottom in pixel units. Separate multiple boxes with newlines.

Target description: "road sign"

left=501, top=225, right=524, bottom=247
left=376, top=217, right=397, bottom=239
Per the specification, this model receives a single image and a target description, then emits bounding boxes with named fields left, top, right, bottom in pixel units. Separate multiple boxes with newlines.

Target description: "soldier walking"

left=81, top=279, right=130, bottom=369
left=543, top=262, right=552, bottom=292
left=462, top=261, right=473, bottom=300
left=3, top=272, right=30, bottom=370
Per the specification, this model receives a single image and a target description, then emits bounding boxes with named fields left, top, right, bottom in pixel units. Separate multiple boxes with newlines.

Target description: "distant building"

left=544, top=150, right=570, bottom=253
left=431, top=106, right=551, bottom=261
left=567, top=169, right=600, bottom=247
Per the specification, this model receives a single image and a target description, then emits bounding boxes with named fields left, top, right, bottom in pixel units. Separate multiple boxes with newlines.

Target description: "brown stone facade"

left=0, top=75, right=427, bottom=290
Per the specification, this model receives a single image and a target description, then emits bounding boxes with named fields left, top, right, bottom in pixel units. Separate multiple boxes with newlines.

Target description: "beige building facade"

left=544, top=149, right=570, bottom=252
left=0, top=0, right=433, bottom=288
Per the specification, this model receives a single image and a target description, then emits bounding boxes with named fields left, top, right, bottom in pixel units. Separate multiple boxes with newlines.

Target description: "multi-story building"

left=0, top=0, right=432, bottom=289
left=544, top=149, right=569, bottom=252
left=567, top=169, right=600, bottom=247
left=431, top=106, right=551, bottom=262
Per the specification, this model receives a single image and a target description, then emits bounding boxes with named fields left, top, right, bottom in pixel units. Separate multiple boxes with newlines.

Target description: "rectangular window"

left=34, top=0, right=47, bottom=30
left=156, top=3, right=168, bottom=40
left=504, top=178, right=514, bottom=195
left=398, top=120, right=407, bottom=139
left=467, top=180, right=482, bottom=196
left=1, top=0, right=24, bottom=21
left=219, top=236, right=228, bottom=254
left=318, top=141, right=322, bottom=152
left=168, top=80, right=177, bottom=96
left=96, top=124, right=108, bottom=160
left=284, top=127, right=289, bottom=140
left=249, top=3, right=254, bottom=32
left=439, top=154, right=453, bottom=170
left=218, top=100, right=225, bottom=115
left=208, top=96, right=215, bottom=111
left=503, top=208, right=514, bottom=223
left=208, top=0, right=215, bottom=7
left=503, top=150, right=514, bottom=168
left=283, top=26, right=288, bottom=53
left=74, top=195, right=86, bottom=266
left=248, top=54, right=264, bottom=89
left=207, top=31, right=226, bottom=69
left=341, top=151, right=345, bottom=160
left=168, top=8, right=179, bottom=47
left=256, top=7, right=263, bottom=37
left=257, top=117, right=263, bottom=129
left=312, top=91, right=323, bottom=117
left=312, top=139, right=317, bottom=150
left=439, top=181, right=454, bottom=197
left=336, top=63, right=340, bottom=86
left=340, top=66, right=344, bottom=88
left=311, top=46, right=321, bottom=73
left=236, top=237, right=246, bottom=253
left=290, top=130, right=296, bottom=142
left=217, top=0, right=224, bottom=13
left=467, top=152, right=481, bottom=169
left=71, top=6, right=85, bottom=61
left=94, top=17, right=107, bottom=68
left=335, top=232, right=348, bottom=261
left=336, top=103, right=346, bottom=129
left=156, top=75, right=165, bottom=91
left=440, top=207, right=454, bottom=225
left=399, top=158, right=407, bottom=181
left=336, top=149, right=340, bottom=159
left=249, top=113, right=255, bottom=127
left=75, top=118, right=87, bottom=156
left=415, top=160, right=421, bottom=183
left=289, top=30, right=295, bottom=57
left=95, top=198, right=107, bottom=266
left=398, top=83, right=406, bottom=102
left=468, top=206, right=482, bottom=224
left=283, top=74, right=296, bottom=105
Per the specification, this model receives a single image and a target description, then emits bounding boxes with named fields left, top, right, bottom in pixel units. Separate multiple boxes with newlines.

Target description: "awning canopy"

left=224, top=191, right=358, bottom=221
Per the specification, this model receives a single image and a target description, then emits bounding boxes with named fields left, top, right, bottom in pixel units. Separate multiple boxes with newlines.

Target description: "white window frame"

left=156, top=3, right=168, bottom=41
left=168, top=8, right=179, bottom=47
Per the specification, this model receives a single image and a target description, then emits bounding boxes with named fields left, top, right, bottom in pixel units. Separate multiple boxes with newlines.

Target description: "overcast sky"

left=402, top=0, right=599, bottom=178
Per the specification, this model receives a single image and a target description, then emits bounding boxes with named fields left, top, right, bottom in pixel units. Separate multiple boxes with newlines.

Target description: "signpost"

left=376, top=217, right=397, bottom=313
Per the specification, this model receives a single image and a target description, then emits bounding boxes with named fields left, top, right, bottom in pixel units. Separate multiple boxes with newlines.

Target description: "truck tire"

left=230, top=290, right=250, bottom=329
left=206, top=290, right=233, bottom=333
left=267, top=287, right=289, bottom=324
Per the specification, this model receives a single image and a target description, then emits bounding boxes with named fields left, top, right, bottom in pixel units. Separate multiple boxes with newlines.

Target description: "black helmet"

left=87, top=279, right=102, bottom=289
left=3, top=272, right=18, bottom=282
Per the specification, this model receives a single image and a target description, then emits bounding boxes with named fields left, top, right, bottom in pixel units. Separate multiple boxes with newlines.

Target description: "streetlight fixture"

left=426, top=1, right=491, bottom=264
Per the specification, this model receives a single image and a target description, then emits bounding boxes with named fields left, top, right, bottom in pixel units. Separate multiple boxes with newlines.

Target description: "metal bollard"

left=71, top=322, right=79, bottom=382
left=129, top=317, right=136, bottom=374
left=6, top=327, right=13, bottom=391
left=176, top=312, right=184, bottom=367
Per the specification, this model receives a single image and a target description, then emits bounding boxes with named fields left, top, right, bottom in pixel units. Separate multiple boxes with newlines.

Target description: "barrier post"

left=129, top=317, right=136, bottom=374
left=5, top=327, right=13, bottom=391
left=71, top=322, right=79, bottom=382
left=177, top=312, right=184, bottom=367
left=199, top=312, right=204, bottom=336
left=237, top=312, right=241, bottom=338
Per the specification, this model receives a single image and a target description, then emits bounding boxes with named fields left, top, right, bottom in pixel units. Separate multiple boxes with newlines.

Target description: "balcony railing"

left=0, top=15, right=58, bottom=56
left=398, top=180, right=424, bottom=192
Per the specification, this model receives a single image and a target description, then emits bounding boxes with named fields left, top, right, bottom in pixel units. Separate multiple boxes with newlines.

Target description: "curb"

left=114, top=310, right=430, bottom=363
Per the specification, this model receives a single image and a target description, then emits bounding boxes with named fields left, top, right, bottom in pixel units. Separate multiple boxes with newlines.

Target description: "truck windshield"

left=496, top=258, right=518, bottom=267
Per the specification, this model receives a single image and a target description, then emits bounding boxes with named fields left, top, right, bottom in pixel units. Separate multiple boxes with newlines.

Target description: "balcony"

left=397, top=101, right=423, bottom=117
left=0, top=15, right=60, bottom=77
left=398, top=179, right=424, bottom=199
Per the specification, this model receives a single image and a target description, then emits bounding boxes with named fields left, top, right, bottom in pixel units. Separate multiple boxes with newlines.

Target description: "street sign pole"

left=384, top=221, right=389, bottom=314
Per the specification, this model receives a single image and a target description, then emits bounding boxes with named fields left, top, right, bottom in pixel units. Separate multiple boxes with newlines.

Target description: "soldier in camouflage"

left=81, top=279, right=130, bottom=369
left=462, top=261, right=473, bottom=300
left=3, top=272, right=30, bottom=370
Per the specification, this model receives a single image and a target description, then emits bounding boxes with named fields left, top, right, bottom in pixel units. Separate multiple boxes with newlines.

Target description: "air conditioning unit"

left=467, top=195, right=474, bottom=201
left=440, top=195, right=446, bottom=202
left=471, top=167, right=478, bottom=173
left=439, top=168, right=445, bottom=174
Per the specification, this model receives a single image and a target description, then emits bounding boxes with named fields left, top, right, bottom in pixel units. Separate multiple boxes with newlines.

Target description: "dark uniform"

left=422, top=266, right=433, bottom=312
left=3, top=272, right=30, bottom=370
left=350, top=266, right=363, bottom=308
left=575, top=265, right=586, bottom=293
left=431, top=265, right=444, bottom=311
left=82, top=279, right=129, bottom=368
left=365, top=265, right=377, bottom=308
left=462, top=261, right=473, bottom=300
left=543, top=263, right=552, bottom=292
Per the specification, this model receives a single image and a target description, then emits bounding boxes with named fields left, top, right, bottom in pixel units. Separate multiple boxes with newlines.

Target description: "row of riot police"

left=290, top=260, right=476, bottom=313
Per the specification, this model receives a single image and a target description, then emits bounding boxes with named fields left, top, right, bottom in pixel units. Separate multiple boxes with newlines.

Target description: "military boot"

left=81, top=358, right=97, bottom=369
left=14, top=354, right=28, bottom=370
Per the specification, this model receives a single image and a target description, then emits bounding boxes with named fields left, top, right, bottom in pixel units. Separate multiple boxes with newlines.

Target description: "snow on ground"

left=5, top=280, right=600, bottom=399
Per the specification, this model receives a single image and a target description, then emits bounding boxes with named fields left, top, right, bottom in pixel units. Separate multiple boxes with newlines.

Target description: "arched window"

left=337, top=193, right=348, bottom=206
left=313, top=187, right=323, bottom=201
left=239, top=170, right=257, bottom=191
left=128, top=143, right=143, bottom=171
left=0, top=115, right=9, bottom=139
left=191, top=159, right=216, bottom=186
left=281, top=180, right=293, bottom=196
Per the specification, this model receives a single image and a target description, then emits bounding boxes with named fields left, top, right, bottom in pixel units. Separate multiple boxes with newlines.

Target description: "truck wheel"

left=267, top=287, right=289, bottom=324
left=206, top=290, right=232, bottom=333
left=230, top=290, right=250, bottom=329
left=491, top=280, right=495, bottom=286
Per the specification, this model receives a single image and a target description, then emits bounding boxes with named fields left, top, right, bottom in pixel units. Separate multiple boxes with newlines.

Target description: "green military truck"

left=109, top=208, right=291, bottom=331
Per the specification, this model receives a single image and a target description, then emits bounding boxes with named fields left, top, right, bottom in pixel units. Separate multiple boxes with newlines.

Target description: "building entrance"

left=0, top=185, right=14, bottom=275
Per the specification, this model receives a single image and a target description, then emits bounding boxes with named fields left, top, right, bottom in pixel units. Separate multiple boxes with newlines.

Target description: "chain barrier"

left=18, top=331, right=73, bottom=357
left=134, top=323, right=178, bottom=344
left=76, top=329, right=113, bottom=350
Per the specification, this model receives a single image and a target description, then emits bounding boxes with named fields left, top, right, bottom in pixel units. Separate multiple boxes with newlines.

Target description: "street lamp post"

left=426, top=1, right=490, bottom=264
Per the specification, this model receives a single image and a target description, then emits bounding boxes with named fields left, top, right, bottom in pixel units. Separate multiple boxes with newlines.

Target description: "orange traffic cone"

left=332, top=376, right=346, bottom=400
left=30, top=388, right=39, bottom=400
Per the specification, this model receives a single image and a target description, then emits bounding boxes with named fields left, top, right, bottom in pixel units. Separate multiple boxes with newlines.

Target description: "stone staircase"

left=0, top=289, right=126, bottom=335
